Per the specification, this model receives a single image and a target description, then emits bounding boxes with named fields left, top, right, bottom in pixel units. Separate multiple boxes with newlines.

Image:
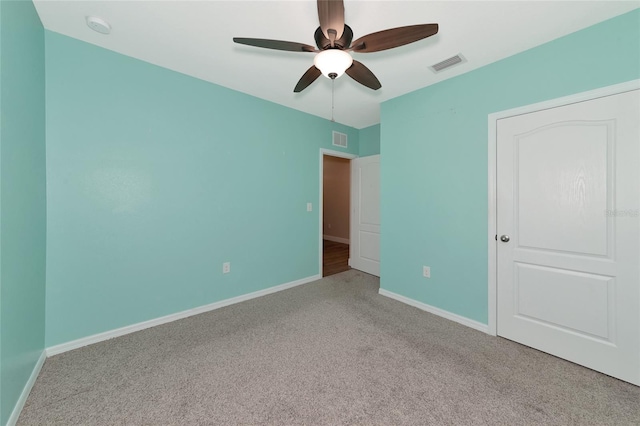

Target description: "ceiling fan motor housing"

left=315, top=25, right=353, bottom=50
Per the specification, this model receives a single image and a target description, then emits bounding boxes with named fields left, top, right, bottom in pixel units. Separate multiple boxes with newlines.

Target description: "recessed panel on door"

left=360, top=163, right=380, bottom=226
left=359, top=231, right=380, bottom=262
left=514, top=262, right=613, bottom=341
left=516, top=121, right=612, bottom=257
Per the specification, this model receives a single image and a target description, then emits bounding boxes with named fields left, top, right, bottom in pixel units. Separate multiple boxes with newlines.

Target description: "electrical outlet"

left=423, top=266, right=431, bottom=278
left=223, top=262, right=231, bottom=274
left=307, top=202, right=313, bottom=212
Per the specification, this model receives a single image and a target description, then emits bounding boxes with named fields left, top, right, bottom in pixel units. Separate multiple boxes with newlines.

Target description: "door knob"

left=500, top=235, right=510, bottom=243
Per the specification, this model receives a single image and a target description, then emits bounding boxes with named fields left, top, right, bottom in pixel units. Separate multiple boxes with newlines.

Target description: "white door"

left=497, top=89, right=640, bottom=385
left=350, top=155, right=380, bottom=276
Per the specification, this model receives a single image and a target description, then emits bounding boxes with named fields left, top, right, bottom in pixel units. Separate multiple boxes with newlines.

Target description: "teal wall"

left=45, top=31, right=358, bottom=347
left=380, top=10, right=640, bottom=324
left=0, top=1, right=47, bottom=424
left=358, top=124, right=380, bottom=157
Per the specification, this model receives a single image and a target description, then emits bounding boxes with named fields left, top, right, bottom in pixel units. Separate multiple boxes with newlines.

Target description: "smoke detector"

left=86, top=16, right=111, bottom=35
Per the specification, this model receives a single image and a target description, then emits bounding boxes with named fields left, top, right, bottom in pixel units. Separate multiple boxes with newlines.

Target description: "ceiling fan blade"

left=233, top=38, right=317, bottom=53
left=350, top=24, right=439, bottom=53
left=345, top=60, right=381, bottom=90
left=294, top=66, right=322, bottom=93
left=317, top=0, right=345, bottom=41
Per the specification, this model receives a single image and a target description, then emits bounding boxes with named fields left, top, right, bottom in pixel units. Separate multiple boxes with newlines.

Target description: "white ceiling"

left=33, top=1, right=638, bottom=129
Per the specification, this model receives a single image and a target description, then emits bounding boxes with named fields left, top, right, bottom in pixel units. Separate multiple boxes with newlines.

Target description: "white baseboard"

left=378, top=288, right=489, bottom=334
left=46, top=274, right=321, bottom=357
left=323, top=234, right=350, bottom=244
left=7, top=350, right=46, bottom=426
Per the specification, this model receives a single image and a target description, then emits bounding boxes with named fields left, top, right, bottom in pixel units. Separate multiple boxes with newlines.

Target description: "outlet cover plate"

left=423, top=266, right=431, bottom=278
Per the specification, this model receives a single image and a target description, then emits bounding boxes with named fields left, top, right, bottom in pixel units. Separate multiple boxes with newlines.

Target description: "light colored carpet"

left=19, top=270, right=640, bottom=425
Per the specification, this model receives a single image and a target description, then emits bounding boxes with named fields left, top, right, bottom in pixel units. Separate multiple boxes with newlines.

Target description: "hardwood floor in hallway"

left=323, top=239, right=350, bottom=277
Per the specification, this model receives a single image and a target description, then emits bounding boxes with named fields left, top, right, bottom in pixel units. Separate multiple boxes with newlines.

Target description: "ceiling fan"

left=233, top=0, right=439, bottom=92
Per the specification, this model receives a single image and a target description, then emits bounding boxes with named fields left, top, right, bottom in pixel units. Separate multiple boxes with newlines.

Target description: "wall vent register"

left=332, top=131, right=347, bottom=148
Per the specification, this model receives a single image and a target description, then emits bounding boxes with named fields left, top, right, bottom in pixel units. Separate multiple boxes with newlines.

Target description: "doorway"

left=322, top=154, right=351, bottom=276
left=319, top=150, right=357, bottom=277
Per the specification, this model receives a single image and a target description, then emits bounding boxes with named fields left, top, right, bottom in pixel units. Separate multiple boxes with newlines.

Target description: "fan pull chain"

left=331, top=79, right=335, bottom=122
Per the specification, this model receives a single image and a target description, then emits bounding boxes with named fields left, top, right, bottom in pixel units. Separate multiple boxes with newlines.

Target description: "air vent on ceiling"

left=430, top=54, right=466, bottom=73
left=332, top=131, right=347, bottom=148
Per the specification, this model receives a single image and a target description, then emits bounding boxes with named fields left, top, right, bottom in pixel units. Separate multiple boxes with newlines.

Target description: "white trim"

left=322, top=234, right=350, bottom=244
left=487, top=79, right=640, bottom=337
left=46, top=274, right=321, bottom=356
left=7, top=351, right=46, bottom=426
left=378, top=288, right=489, bottom=334
left=488, top=103, right=498, bottom=336
left=319, top=149, right=357, bottom=276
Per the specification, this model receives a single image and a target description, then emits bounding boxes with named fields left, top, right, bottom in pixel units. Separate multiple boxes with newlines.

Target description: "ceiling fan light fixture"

left=314, top=49, right=353, bottom=79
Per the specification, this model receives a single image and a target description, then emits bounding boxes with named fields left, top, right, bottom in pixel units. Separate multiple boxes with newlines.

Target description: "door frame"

left=319, top=149, right=358, bottom=276
left=487, top=79, right=640, bottom=336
